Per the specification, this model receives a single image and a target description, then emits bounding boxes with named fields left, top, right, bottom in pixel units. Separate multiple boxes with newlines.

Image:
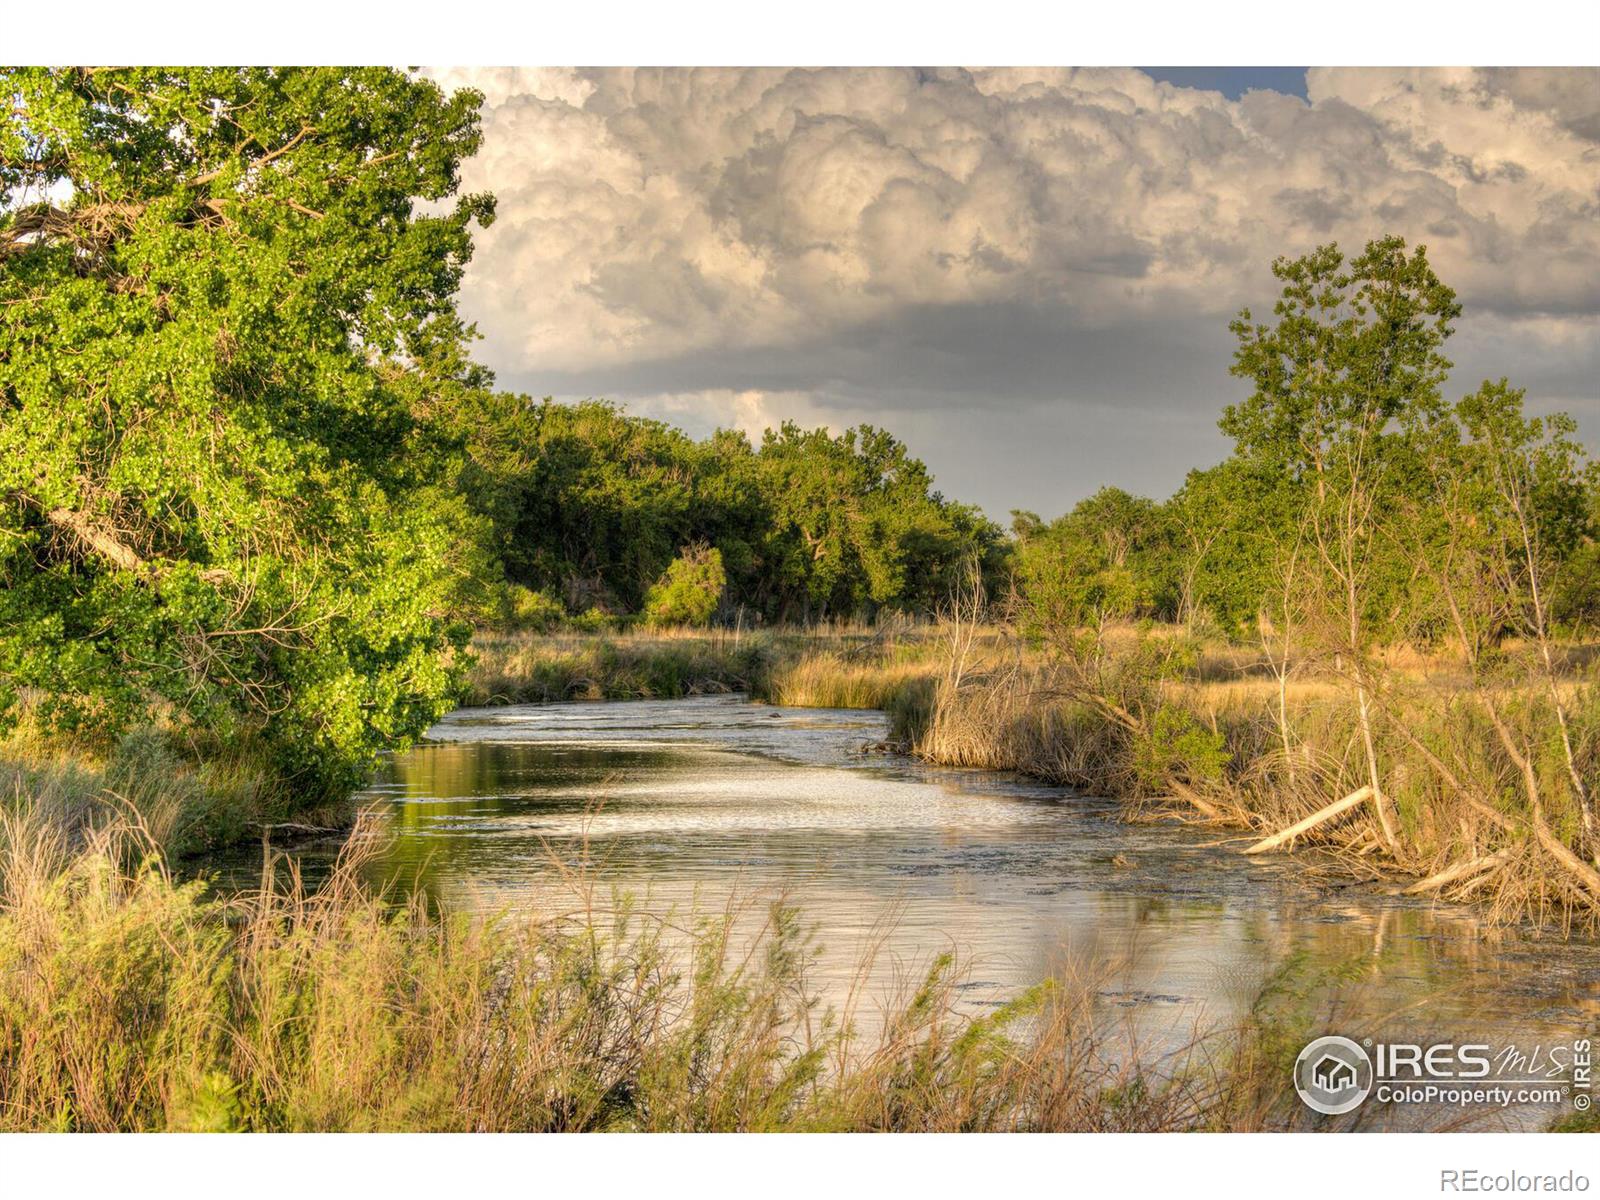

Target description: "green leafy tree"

left=1163, top=457, right=1300, bottom=637
left=1224, top=236, right=1461, bottom=846
left=1399, top=380, right=1597, bottom=860
left=754, top=422, right=999, bottom=621
left=457, top=399, right=998, bottom=626
left=0, top=67, right=494, bottom=794
left=1551, top=474, right=1600, bottom=633
left=643, top=544, right=727, bottom=627
left=1014, top=487, right=1170, bottom=640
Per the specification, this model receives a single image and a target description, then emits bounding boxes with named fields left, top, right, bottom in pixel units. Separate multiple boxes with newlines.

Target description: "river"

left=236, top=694, right=1600, bottom=1131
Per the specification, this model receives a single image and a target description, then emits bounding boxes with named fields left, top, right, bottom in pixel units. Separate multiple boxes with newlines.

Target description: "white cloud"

left=615, top=388, right=854, bottom=444
left=426, top=67, right=1600, bottom=513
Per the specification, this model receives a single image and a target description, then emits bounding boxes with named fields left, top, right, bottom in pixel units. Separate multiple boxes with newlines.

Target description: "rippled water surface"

left=247, top=695, right=1600, bottom=1129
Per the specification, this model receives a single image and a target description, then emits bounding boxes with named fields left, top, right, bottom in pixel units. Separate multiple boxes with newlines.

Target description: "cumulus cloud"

left=425, top=66, right=1600, bottom=515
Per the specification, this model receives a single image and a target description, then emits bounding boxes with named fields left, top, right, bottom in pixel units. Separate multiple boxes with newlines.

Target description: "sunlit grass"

left=0, top=807, right=1310, bottom=1132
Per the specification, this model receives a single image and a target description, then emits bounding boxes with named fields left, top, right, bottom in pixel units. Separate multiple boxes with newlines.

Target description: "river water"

left=248, top=694, right=1600, bottom=1130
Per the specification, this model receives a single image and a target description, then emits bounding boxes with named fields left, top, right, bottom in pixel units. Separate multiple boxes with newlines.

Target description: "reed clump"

left=910, top=618, right=1600, bottom=933
left=0, top=723, right=320, bottom=860
left=758, top=629, right=950, bottom=741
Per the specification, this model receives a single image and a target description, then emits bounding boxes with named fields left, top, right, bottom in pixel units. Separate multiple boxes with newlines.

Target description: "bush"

left=492, top=584, right=566, bottom=632
left=643, top=545, right=726, bottom=627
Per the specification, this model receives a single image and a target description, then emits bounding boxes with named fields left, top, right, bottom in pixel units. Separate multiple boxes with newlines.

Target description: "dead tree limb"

left=1243, top=786, right=1375, bottom=855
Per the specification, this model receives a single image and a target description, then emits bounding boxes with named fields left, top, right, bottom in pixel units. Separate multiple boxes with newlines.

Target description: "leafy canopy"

left=447, top=394, right=1002, bottom=624
left=0, top=67, right=495, bottom=793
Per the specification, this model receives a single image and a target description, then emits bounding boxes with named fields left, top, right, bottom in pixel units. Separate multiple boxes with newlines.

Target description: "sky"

left=425, top=66, right=1600, bottom=520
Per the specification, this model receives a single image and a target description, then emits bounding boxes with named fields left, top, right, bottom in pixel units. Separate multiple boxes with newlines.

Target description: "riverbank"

left=4, top=635, right=1597, bottom=1131
left=464, top=623, right=1600, bottom=934
left=7, top=618, right=1596, bottom=931
left=0, top=725, right=354, bottom=863
left=5, top=702, right=1595, bottom=1133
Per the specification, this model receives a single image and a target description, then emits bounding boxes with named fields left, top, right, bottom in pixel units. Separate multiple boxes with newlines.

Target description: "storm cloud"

left=426, top=66, right=1600, bottom=517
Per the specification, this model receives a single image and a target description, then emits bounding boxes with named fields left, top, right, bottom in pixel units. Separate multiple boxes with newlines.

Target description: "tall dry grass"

left=0, top=723, right=317, bottom=859
left=690, top=603, right=1600, bottom=932
left=465, top=620, right=953, bottom=719
left=0, top=803, right=1322, bottom=1133
left=909, top=624, right=1600, bottom=933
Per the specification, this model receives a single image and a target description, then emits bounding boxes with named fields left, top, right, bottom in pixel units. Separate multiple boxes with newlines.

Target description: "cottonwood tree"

left=0, top=68, right=495, bottom=793
left=1224, top=237, right=1461, bottom=850
left=443, top=396, right=999, bottom=625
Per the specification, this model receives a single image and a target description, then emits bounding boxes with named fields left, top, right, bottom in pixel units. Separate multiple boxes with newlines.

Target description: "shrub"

left=493, top=584, right=566, bottom=632
left=643, top=545, right=726, bottom=627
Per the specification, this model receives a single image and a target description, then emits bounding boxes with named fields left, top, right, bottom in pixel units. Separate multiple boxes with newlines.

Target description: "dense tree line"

left=447, top=393, right=1003, bottom=625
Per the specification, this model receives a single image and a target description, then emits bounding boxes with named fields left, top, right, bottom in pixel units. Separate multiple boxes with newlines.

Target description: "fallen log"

left=1170, top=780, right=1224, bottom=820
left=1243, top=786, right=1374, bottom=855
left=1530, top=816, right=1600, bottom=907
left=1402, top=848, right=1514, bottom=895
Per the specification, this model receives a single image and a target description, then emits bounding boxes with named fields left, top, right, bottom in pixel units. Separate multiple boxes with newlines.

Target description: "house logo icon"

left=1312, top=1054, right=1357, bottom=1093
left=1294, top=1036, right=1374, bottom=1115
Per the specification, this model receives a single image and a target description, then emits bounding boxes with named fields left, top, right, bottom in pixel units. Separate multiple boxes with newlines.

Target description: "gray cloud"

left=427, top=66, right=1600, bottom=517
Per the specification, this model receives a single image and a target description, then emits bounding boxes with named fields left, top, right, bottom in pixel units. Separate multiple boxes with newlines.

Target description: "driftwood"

left=1169, top=780, right=1224, bottom=820
left=1243, top=786, right=1374, bottom=855
left=1402, top=848, right=1515, bottom=895
left=1379, top=709, right=1600, bottom=907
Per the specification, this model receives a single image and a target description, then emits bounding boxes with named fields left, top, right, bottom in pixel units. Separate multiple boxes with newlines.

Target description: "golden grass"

left=0, top=722, right=314, bottom=859
left=764, top=654, right=935, bottom=710
left=0, top=805, right=1331, bottom=1132
left=6, top=621, right=1592, bottom=1129
left=642, top=618, right=1600, bottom=932
left=910, top=631, right=1600, bottom=931
left=464, top=628, right=773, bottom=705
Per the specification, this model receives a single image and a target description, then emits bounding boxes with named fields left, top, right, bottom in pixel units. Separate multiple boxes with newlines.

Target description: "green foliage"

left=1399, top=377, right=1598, bottom=656
left=490, top=584, right=566, bottom=632
left=752, top=422, right=1003, bottom=620
left=447, top=395, right=1003, bottom=623
left=1165, top=457, right=1301, bottom=637
left=1014, top=487, right=1172, bottom=637
left=1010, top=238, right=1590, bottom=651
left=1223, top=237, right=1461, bottom=477
left=0, top=68, right=495, bottom=795
left=1222, top=238, right=1463, bottom=647
left=643, top=544, right=726, bottom=627
left=1132, top=704, right=1232, bottom=792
